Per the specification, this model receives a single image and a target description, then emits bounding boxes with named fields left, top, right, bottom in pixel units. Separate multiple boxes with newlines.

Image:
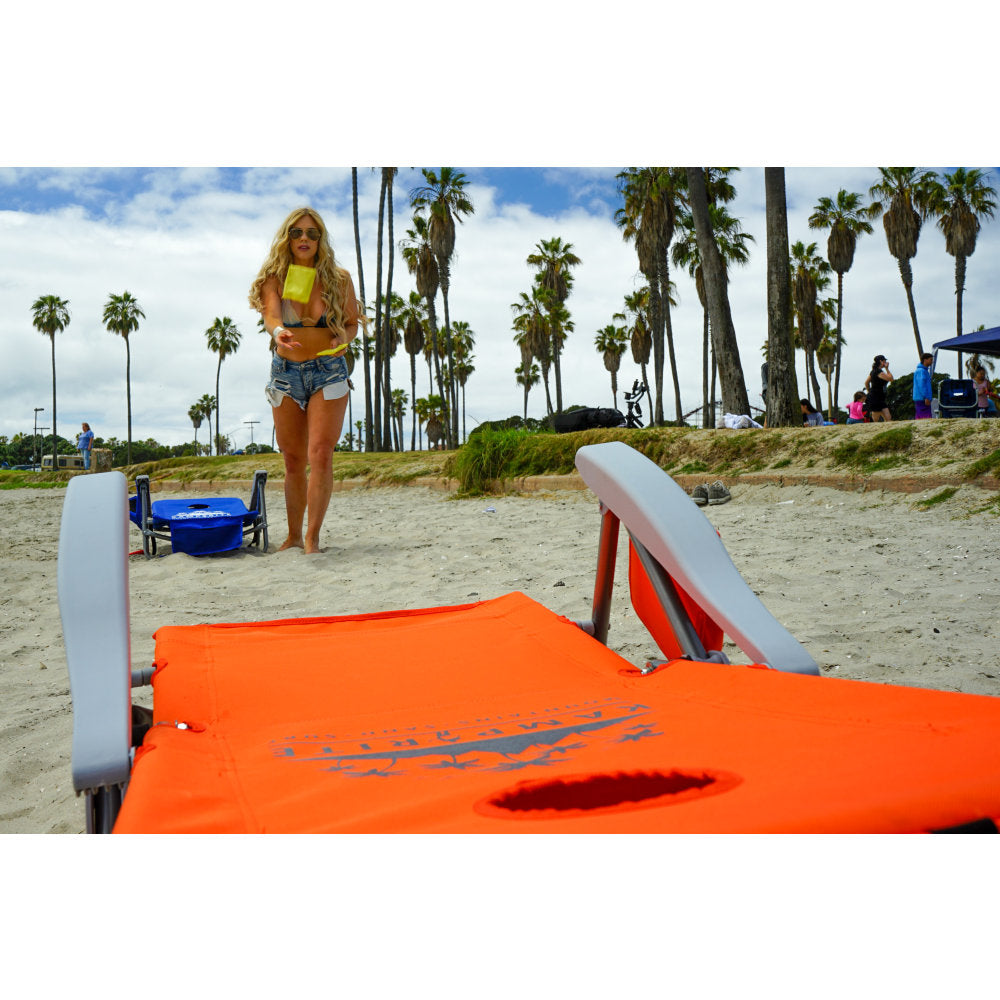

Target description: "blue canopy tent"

left=931, top=327, right=1000, bottom=417
left=931, top=327, right=1000, bottom=374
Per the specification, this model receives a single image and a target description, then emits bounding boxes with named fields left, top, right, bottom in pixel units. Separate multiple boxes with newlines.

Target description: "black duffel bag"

left=552, top=407, right=627, bottom=433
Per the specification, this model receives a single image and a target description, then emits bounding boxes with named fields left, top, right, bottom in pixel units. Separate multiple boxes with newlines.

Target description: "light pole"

left=244, top=419, right=259, bottom=448
left=33, top=408, right=44, bottom=468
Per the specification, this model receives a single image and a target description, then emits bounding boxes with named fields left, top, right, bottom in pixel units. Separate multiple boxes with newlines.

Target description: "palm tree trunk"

left=553, top=346, right=563, bottom=413
left=352, top=168, right=374, bottom=453
left=410, top=355, right=417, bottom=451
left=763, top=167, right=799, bottom=427
left=701, top=309, right=713, bottom=428
left=425, top=297, right=445, bottom=413
left=382, top=173, right=395, bottom=452
left=647, top=277, right=664, bottom=424
left=661, top=260, right=682, bottom=423
left=807, top=349, right=823, bottom=407
left=373, top=172, right=386, bottom=451
left=215, top=358, right=222, bottom=455
left=540, top=357, right=553, bottom=415
left=709, top=346, right=718, bottom=427
left=896, top=255, right=924, bottom=356
left=686, top=167, right=750, bottom=416
left=833, top=271, right=844, bottom=415
left=440, top=278, right=457, bottom=448
left=125, top=336, right=133, bottom=465
left=50, top=334, right=57, bottom=470
left=955, top=254, right=967, bottom=375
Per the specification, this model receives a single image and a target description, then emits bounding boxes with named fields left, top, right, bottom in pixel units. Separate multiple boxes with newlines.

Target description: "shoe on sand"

left=691, top=483, right=709, bottom=506
left=707, top=481, right=732, bottom=505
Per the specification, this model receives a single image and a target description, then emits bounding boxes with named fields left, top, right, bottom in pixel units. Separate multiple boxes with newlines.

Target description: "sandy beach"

left=3, top=476, right=999, bottom=834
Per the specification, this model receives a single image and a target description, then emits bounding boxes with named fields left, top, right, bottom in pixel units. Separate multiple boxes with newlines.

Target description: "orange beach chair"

left=57, top=443, right=1000, bottom=833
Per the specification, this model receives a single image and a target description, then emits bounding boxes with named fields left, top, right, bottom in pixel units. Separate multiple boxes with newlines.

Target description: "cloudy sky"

left=5, top=165, right=998, bottom=450
left=4, top=5, right=996, bottom=452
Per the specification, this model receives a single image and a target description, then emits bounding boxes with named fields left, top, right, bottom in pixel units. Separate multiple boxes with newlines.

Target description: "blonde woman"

left=249, top=207, right=360, bottom=553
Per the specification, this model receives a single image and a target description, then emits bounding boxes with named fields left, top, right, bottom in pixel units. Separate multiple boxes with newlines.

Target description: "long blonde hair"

left=248, top=206, right=353, bottom=335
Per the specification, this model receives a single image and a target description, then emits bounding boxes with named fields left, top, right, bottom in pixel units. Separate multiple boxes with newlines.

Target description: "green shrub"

left=449, top=428, right=531, bottom=494
left=914, top=487, right=958, bottom=508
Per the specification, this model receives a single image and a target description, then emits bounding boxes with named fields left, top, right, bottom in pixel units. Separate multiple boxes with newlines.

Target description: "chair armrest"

left=57, top=472, right=133, bottom=793
left=575, top=443, right=819, bottom=675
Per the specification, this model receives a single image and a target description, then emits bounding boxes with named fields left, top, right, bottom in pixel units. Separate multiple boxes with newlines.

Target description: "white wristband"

left=273, top=326, right=286, bottom=338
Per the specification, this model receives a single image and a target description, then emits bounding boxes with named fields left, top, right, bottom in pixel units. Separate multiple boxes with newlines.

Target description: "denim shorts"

left=265, top=354, right=349, bottom=411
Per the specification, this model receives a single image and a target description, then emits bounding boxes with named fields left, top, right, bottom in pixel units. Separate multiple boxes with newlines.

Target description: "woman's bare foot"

left=304, top=536, right=323, bottom=555
left=278, top=536, right=304, bottom=551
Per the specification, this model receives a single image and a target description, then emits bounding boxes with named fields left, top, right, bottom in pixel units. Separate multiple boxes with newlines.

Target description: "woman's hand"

left=273, top=325, right=302, bottom=349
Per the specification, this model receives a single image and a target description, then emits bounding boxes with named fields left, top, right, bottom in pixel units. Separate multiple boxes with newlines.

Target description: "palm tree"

left=422, top=393, right=448, bottom=450
left=526, top=237, right=581, bottom=412
left=399, top=291, right=427, bottom=450
left=205, top=317, right=241, bottom=455
left=31, top=294, right=70, bottom=470
left=790, top=241, right=832, bottom=407
left=594, top=323, right=630, bottom=408
left=616, top=167, right=687, bottom=423
left=621, top=287, right=652, bottom=394
left=197, top=394, right=216, bottom=456
left=102, top=291, right=145, bottom=464
left=412, top=396, right=429, bottom=450
left=672, top=203, right=754, bottom=426
left=927, top=169, right=998, bottom=365
left=868, top=167, right=939, bottom=356
left=409, top=168, right=475, bottom=447
left=390, top=387, right=407, bottom=452
left=188, top=403, right=203, bottom=451
left=815, top=333, right=840, bottom=422
left=512, top=287, right=554, bottom=414
left=400, top=211, right=443, bottom=405
left=451, top=320, right=475, bottom=443
left=807, top=190, right=878, bottom=412
left=684, top=168, right=750, bottom=416
left=515, top=361, right=541, bottom=421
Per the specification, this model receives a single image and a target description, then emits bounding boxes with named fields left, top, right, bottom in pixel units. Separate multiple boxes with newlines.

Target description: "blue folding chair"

left=129, top=471, right=268, bottom=557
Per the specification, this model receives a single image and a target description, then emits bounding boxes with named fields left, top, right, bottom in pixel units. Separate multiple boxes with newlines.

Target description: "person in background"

left=864, top=355, right=893, bottom=421
left=846, top=391, right=867, bottom=424
left=972, top=366, right=999, bottom=417
left=77, top=422, right=94, bottom=470
left=912, top=353, right=933, bottom=419
left=800, top=399, right=824, bottom=426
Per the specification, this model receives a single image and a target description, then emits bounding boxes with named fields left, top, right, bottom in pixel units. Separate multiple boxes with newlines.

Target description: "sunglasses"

left=289, top=227, right=321, bottom=241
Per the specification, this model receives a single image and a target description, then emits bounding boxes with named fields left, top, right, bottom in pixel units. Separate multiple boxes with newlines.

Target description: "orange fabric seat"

left=115, top=591, right=1000, bottom=834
